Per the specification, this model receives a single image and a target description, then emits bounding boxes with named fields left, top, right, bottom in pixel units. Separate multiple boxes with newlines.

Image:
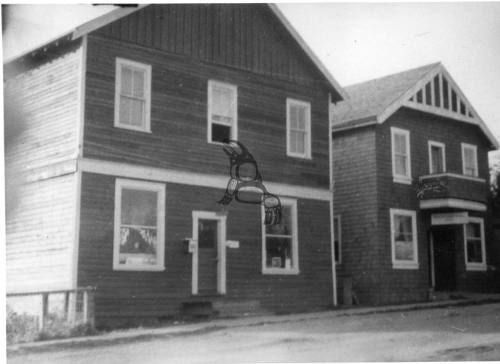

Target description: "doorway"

left=191, top=211, right=227, bottom=296
left=432, top=227, right=457, bottom=291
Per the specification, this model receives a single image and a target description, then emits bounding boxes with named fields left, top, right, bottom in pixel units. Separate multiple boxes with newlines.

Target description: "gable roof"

left=332, top=63, right=499, bottom=148
left=5, top=4, right=346, bottom=101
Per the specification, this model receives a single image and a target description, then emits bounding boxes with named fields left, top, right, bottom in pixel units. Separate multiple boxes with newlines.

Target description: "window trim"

left=207, top=80, right=238, bottom=145
left=390, top=208, right=419, bottom=269
left=113, top=178, right=166, bottom=271
left=428, top=140, right=446, bottom=174
left=391, top=127, right=412, bottom=184
left=261, top=197, right=299, bottom=275
left=114, top=57, right=152, bottom=133
left=461, top=143, right=478, bottom=177
left=334, top=215, right=342, bottom=264
left=286, top=98, right=312, bottom=159
left=463, top=217, right=486, bottom=271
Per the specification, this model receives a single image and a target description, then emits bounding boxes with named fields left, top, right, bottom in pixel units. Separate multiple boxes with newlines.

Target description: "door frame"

left=191, top=211, right=227, bottom=295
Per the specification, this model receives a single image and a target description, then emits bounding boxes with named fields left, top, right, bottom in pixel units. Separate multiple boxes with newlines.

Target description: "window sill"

left=113, top=265, right=165, bottom=272
left=262, top=268, right=300, bottom=275
left=465, top=264, right=486, bottom=271
left=114, top=124, right=151, bottom=133
left=392, top=262, right=419, bottom=270
left=286, top=152, right=312, bottom=160
left=393, top=176, right=412, bottom=185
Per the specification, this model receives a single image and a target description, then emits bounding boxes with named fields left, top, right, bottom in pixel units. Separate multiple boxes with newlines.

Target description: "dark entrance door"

left=197, top=219, right=218, bottom=295
left=433, top=227, right=456, bottom=291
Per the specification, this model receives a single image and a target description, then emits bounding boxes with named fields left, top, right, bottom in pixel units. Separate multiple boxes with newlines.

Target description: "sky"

left=3, top=2, right=500, bottom=157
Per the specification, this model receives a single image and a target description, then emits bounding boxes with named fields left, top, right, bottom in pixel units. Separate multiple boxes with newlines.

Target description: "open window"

left=207, top=80, right=237, bottom=144
left=113, top=179, right=165, bottom=271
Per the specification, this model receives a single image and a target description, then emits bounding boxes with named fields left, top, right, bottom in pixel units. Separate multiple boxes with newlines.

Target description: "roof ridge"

left=344, top=62, right=441, bottom=89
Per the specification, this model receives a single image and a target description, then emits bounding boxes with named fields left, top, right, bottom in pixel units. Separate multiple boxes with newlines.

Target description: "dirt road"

left=8, top=302, right=500, bottom=363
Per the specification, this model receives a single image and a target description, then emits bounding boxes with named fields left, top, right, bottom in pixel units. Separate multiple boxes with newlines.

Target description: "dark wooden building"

left=331, top=63, right=499, bottom=305
left=5, top=4, right=346, bottom=326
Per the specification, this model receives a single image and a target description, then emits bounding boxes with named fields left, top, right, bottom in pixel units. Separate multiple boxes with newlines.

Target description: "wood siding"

left=83, top=5, right=331, bottom=190
left=78, top=172, right=333, bottom=325
left=4, top=42, right=82, bottom=175
left=331, top=126, right=382, bottom=305
left=5, top=42, right=83, bottom=293
left=373, top=108, right=493, bottom=304
left=6, top=174, right=76, bottom=293
left=96, top=4, right=326, bottom=89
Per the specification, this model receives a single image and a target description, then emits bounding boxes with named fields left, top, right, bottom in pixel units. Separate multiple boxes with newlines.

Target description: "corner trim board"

left=77, top=158, right=331, bottom=201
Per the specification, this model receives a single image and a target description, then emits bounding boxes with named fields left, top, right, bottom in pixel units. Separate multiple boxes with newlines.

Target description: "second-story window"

left=114, top=58, right=152, bottom=132
left=391, top=127, right=411, bottom=184
left=207, top=80, right=238, bottom=144
left=428, top=141, right=446, bottom=174
left=461, top=143, right=478, bottom=177
left=286, top=98, right=311, bottom=159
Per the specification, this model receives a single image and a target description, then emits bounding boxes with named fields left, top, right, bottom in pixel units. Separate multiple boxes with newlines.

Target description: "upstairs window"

left=114, top=179, right=165, bottom=271
left=391, top=127, right=412, bottom=184
left=461, top=143, right=478, bottom=177
left=286, top=98, right=311, bottom=159
left=262, top=198, right=299, bottom=275
left=207, top=80, right=237, bottom=144
left=428, top=141, right=446, bottom=174
left=390, top=209, right=418, bottom=269
left=114, top=58, right=151, bottom=132
left=464, top=218, right=486, bottom=271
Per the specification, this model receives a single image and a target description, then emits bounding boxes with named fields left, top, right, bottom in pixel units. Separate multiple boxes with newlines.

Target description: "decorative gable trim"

left=377, top=63, right=498, bottom=148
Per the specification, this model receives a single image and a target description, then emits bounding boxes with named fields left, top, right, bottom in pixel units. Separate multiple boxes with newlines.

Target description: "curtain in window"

left=265, top=205, right=293, bottom=269
left=466, top=223, right=482, bottom=263
left=394, top=134, right=408, bottom=176
left=120, top=66, right=146, bottom=127
left=431, top=146, right=444, bottom=173
left=463, top=148, right=476, bottom=176
left=289, top=104, right=307, bottom=155
left=394, top=215, right=413, bottom=261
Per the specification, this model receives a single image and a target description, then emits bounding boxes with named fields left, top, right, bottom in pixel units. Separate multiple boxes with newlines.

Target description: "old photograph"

left=3, top=2, right=500, bottom=362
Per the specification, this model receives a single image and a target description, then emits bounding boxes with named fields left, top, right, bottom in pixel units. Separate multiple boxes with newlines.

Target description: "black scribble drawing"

left=218, top=140, right=282, bottom=225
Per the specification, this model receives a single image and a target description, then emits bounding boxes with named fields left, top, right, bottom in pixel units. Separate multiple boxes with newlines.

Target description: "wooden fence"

left=7, top=287, right=96, bottom=331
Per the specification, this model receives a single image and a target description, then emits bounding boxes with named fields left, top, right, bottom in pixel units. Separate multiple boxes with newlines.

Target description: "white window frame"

left=114, top=57, right=152, bottom=133
left=461, top=143, right=478, bottom=177
left=334, top=215, right=342, bottom=264
left=261, top=197, right=299, bottom=275
left=207, top=80, right=238, bottom=144
left=428, top=140, right=446, bottom=174
left=113, top=178, right=166, bottom=271
left=391, top=127, right=412, bottom=184
left=286, top=98, right=312, bottom=159
left=390, top=208, right=419, bottom=269
left=464, top=217, right=486, bottom=271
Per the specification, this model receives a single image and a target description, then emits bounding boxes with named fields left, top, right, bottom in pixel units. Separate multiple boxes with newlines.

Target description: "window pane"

left=290, top=105, right=299, bottom=129
left=463, top=148, right=476, bottom=176
left=119, top=227, right=158, bottom=266
left=129, top=98, right=145, bottom=127
left=265, top=237, right=292, bottom=269
left=290, top=130, right=305, bottom=155
left=266, top=205, right=292, bottom=235
left=212, top=123, right=231, bottom=143
left=212, top=87, right=233, bottom=118
left=121, top=67, right=133, bottom=96
left=198, top=219, right=218, bottom=249
left=132, top=69, right=145, bottom=98
left=297, top=106, right=306, bottom=129
left=121, top=189, right=157, bottom=226
left=467, top=239, right=483, bottom=263
left=394, top=214, right=414, bottom=261
left=431, top=145, right=444, bottom=173
left=395, top=155, right=407, bottom=176
left=466, top=223, right=481, bottom=239
left=394, top=134, right=407, bottom=155
left=120, top=97, right=131, bottom=125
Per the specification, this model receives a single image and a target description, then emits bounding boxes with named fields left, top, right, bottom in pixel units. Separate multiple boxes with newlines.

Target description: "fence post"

left=39, top=293, right=49, bottom=332
left=83, top=289, right=95, bottom=328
